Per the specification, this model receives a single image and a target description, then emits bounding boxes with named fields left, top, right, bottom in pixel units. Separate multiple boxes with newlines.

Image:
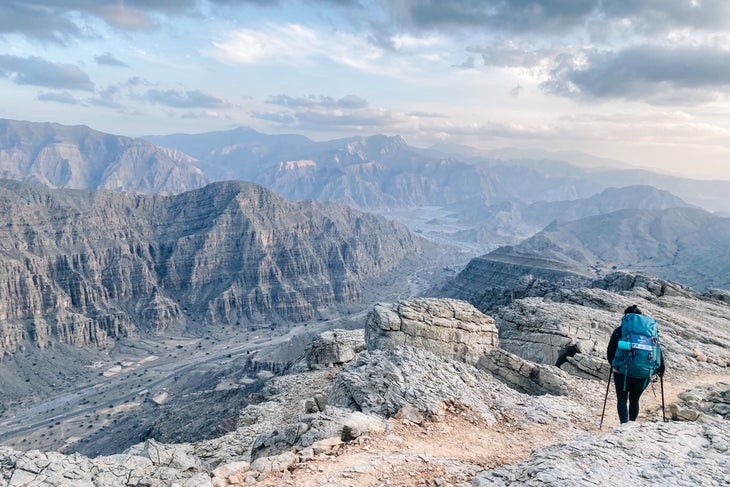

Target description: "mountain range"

left=502, top=206, right=730, bottom=291
left=0, top=119, right=208, bottom=194
left=3, top=118, right=730, bottom=295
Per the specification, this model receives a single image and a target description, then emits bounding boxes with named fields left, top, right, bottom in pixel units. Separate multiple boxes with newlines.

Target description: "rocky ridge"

left=0, top=179, right=436, bottom=362
left=451, top=185, right=692, bottom=246
left=485, top=206, right=730, bottom=292
left=1, top=282, right=728, bottom=486
left=0, top=119, right=209, bottom=194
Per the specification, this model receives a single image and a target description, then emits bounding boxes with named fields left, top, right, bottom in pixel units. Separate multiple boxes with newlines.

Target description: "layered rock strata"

left=0, top=180, right=431, bottom=359
left=364, top=297, right=498, bottom=365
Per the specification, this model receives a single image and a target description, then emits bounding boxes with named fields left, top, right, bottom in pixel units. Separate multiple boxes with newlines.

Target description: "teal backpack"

left=612, top=313, right=662, bottom=389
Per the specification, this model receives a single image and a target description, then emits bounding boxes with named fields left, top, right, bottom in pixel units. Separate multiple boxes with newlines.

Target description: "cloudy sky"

left=2, top=0, right=730, bottom=180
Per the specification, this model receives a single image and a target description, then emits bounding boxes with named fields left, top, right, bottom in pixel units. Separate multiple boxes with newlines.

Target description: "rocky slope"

left=437, top=205, right=730, bottom=314
left=2, top=280, right=728, bottom=486
left=0, top=119, right=209, bottom=194
left=0, top=179, right=438, bottom=362
left=501, top=207, right=730, bottom=292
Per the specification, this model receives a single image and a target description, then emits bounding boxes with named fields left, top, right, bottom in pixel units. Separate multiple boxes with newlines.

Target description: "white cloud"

left=207, top=22, right=387, bottom=70
left=206, top=22, right=456, bottom=78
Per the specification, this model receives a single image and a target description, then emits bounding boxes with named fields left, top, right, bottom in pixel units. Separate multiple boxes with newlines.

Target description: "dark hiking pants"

left=613, top=373, right=646, bottom=423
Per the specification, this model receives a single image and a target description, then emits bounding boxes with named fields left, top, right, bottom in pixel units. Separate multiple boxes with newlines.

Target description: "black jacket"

left=607, top=325, right=665, bottom=376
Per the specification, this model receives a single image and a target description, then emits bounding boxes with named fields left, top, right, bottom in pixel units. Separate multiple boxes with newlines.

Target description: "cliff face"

left=0, top=180, right=430, bottom=359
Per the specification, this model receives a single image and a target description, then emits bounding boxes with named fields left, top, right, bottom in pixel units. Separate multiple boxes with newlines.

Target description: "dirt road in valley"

left=0, top=317, right=345, bottom=452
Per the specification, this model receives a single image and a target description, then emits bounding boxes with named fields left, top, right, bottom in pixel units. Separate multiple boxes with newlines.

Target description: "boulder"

left=250, top=451, right=297, bottom=476
left=341, top=411, right=387, bottom=441
left=304, top=329, right=366, bottom=369
left=249, top=423, right=308, bottom=461
left=476, top=348, right=576, bottom=396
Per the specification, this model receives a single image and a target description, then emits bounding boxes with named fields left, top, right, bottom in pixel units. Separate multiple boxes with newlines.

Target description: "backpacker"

left=612, top=313, right=661, bottom=389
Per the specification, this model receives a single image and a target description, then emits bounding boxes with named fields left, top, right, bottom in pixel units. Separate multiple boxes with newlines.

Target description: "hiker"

left=606, top=304, right=665, bottom=423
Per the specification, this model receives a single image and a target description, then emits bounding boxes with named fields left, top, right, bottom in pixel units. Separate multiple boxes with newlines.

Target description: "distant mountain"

left=423, top=144, right=636, bottom=171
left=515, top=206, right=730, bottom=289
left=145, top=127, right=606, bottom=211
left=0, top=179, right=436, bottom=361
left=450, top=185, right=693, bottom=246
left=582, top=168, right=730, bottom=216
left=0, top=119, right=209, bottom=194
left=425, top=145, right=730, bottom=215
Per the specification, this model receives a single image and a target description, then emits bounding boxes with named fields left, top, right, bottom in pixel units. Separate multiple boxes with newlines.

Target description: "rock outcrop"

left=303, top=329, right=366, bottom=370
left=476, top=348, right=576, bottom=396
left=670, top=382, right=730, bottom=422
left=364, top=298, right=498, bottom=365
left=440, top=270, right=730, bottom=381
left=434, top=250, right=591, bottom=310
left=490, top=297, right=616, bottom=380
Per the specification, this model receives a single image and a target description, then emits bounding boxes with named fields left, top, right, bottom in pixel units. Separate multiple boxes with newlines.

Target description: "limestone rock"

left=309, top=437, right=344, bottom=456
left=250, top=451, right=297, bottom=476
left=250, top=423, right=309, bottom=461
left=0, top=446, right=210, bottom=487
left=669, top=382, right=730, bottom=422
left=491, top=297, right=616, bottom=378
left=473, top=421, right=730, bottom=486
left=124, top=439, right=203, bottom=471
left=304, top=329, right=366, bottom=369
left=329, top=346, right=569, bottom=426
left=479, top=285, right=730, bottom=381
left=341, top=411, right=387, bottom=441
left=476, top=348, right=576, bottom=396
left=395, top=403, right=425, bottom=425
left=365, top=298, right=498, bottom=365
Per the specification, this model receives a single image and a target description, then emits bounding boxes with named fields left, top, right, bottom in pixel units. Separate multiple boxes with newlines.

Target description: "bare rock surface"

left=473, top=420, right=730, bottom=486
left=487, top=275, right=730, bottom=383
left=476, top=348, right=576, bottom=396
left=365, top=297, right=498, bottom=365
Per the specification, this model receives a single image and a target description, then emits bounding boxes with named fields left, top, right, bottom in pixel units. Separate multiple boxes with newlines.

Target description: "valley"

left=0, top=247, right=458, bottom=456
left=0, top=314, right=360, bottom=455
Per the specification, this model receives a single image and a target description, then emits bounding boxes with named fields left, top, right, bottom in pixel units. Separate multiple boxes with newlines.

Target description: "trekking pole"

left=660, top=374, right=666, bottom=422
left=599, top=369, right=613, bottom=430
